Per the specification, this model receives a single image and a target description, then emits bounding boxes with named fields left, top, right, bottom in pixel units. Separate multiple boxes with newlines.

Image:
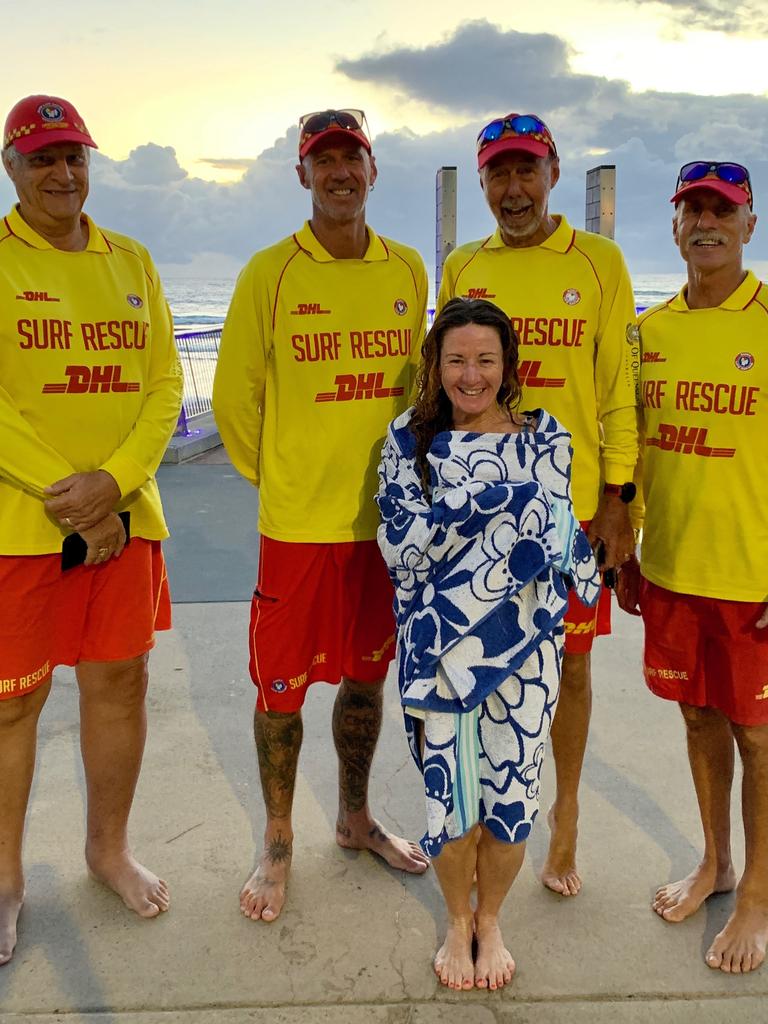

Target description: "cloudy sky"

left=2, top=1, right=767, bottom=292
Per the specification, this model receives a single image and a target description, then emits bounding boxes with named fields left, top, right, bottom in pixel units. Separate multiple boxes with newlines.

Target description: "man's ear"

left=296, top=160, right=310, bottom=191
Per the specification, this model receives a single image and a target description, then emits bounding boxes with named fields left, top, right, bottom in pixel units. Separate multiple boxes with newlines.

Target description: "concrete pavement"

left=1, top=456, right=765, bottom=1023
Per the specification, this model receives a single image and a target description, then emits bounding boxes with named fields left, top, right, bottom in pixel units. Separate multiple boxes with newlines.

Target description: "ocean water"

left=165, top=273, right=689, bottom=328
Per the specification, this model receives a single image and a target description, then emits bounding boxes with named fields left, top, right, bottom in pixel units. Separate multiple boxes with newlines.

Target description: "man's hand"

left=757, top=605, right=768, bottom=629
left=616, top=555, right=642, bottom=616
left=80, top=513, right=127, bottom=566
left=45, top=470, right=121, bottom=532
left=587, top=494, right=635, bottom=571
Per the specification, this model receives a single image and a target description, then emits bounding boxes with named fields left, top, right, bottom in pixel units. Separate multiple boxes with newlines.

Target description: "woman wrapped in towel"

left=376, top=298, right=599, bottom=991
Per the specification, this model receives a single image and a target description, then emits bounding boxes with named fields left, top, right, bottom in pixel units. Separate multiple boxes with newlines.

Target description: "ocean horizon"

left=166, top=272, right=691, bottom=329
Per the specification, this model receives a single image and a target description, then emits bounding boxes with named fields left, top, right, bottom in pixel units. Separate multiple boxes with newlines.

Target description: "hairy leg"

left=653, top=703, right=735, bottom=923
left=0, top=679, right=50, bottom=966
left=542, top=651, right=590, bottom=896
left=240, top=708, right=303, bottom=923
left=333, top=677, right=428, bottom=873
left=705, top=721, right=768, bottom=973
left=474, top=827, right=525, bottom=989
left=78, top=656, right=169, bottom=918
left=430, top=829, right=477, bottom=990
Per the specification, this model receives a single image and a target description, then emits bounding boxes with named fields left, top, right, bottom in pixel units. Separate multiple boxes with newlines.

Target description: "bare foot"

left=87, top=850, right=169, bottom=918
left=0, top=884, right=24, bottom=966
left=540, top=806, right=581, bottom=896
left=474, top=915, right=516, bottom=990
left=705, top=896, right=768, bottom=973
left=240, top=829, right=292, bottom=923
left=652, top=862, right=736, bottom=923
left=336, top=819, right=429, bottom=873
left=434, top=915, right=475, bottom=990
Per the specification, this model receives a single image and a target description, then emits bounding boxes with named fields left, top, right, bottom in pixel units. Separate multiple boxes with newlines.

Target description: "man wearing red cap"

left=213, top=109, right=429, bottom=924
left=0, top=95, right=182, bottom=965
left=619, top=162, right=768, bottom=973
left=438, top=114, right=639, bottom=898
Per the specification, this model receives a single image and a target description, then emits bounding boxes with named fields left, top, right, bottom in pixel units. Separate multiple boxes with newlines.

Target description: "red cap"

left=3, top=95, right=97, bottom=154
left=477, top=114, right=557, bottom=170
left=670, top=177, right=751, bottom=208
left=298, top=109, right=371, bottom=160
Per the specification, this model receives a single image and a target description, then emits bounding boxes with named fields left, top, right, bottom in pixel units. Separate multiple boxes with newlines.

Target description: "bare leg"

left=542, top=651, right=589, bottom=896
left=430, top=829, right=477, bottom=990
left=77, top=656, right=169, bottom=918
left=333, top=678, right=428, bottom=873
left=240, top=708, right=302, bottom=922
left=653, top=704, right=736, bottom=922
left=705, top=722, right=768, bottom=973
left=474, top=826, right=524, bottom=989
left=0, top=680, right=50, bottom=966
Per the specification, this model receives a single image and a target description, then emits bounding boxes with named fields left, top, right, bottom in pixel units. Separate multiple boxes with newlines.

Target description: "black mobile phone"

left=61, top=511, right=131, bottom=571
left=595, top=540, right=617, bottom=590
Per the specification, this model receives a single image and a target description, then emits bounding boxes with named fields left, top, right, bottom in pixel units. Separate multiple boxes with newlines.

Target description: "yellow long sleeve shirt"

left=0, top=207, right=182, bottom=554
left=213, top=222, right=428, bottom=542
left=638, top=271, right=768, bottom=601
left=437, top=215, right=639, bottom=520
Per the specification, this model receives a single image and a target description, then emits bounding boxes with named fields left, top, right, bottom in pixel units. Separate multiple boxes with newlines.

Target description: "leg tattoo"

left=333, top=681, right=382, bottom=815
left=255, top=710, right=303, bottom=820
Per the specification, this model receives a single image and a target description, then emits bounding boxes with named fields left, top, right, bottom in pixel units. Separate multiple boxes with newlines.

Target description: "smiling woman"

left=377, top=297, right=599, bottom=991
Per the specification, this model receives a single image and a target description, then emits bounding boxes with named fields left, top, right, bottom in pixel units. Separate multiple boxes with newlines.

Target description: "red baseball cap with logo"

left=476, top=113, right=557, bottom=170
left=3, top=95, right=98, bottom=155
left=298, top=109, right=371, bottom=160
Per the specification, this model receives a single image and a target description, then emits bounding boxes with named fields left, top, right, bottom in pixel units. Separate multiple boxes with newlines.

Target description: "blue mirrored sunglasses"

left=677, top=161, right=751, bottom=192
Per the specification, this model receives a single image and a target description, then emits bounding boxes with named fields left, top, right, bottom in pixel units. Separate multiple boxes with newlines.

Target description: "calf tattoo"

left=333, top=682, right=383, bottom=814
left=255, top=710, right=303, bottom=820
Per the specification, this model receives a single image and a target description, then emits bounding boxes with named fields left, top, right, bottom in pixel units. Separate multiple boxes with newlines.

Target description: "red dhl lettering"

left=675, top=380, right=759, bottom=416
left=518, top=360, right=566, bottom=388
left=645, top=423, right=735, bottom=458
left=510, top=316, right=586, bottom=347
left=350, top=328, right=412, bottom=359
left=81, top=320, right=148, bottom=351
left=42, top=365, right=141, bottom=395
left=17, top=317, right=73, bottom=350
left=16, top=290, right=59, bottom=302
left=642, top=351, right=666, bottom=363
left=315, top=373, right=405, bottom=403
left=463, top=287, right=497, bottom=299
left=290, top=303, right=331, bottom=315
left=292, top=332, right=342, bottom=361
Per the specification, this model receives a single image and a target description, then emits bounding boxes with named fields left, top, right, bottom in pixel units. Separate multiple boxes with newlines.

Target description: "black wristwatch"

left=603, top=482, right=637, bottom=504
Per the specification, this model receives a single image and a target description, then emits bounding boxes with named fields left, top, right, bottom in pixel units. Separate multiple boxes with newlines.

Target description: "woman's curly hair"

left=410, top=297, right=522, bottom=493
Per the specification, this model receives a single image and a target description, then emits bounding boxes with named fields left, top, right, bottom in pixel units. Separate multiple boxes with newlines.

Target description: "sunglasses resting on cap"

left=671, top=161, right=752, bottom=207
left=298, top=109, right=371, bottom=159
left=476, top=113, right=557, bottom=169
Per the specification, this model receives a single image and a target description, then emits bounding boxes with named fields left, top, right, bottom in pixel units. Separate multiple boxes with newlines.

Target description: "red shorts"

left=563, top=519, right=612, bottom=654
left=0, top=539, right=171, bottom=702
left=641, top=579, right=768, bottom=726
left=250, top=537, right=395, bottom=712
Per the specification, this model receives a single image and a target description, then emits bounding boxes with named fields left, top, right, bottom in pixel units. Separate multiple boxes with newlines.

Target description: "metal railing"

left=174, top=327, right=222, bottom=435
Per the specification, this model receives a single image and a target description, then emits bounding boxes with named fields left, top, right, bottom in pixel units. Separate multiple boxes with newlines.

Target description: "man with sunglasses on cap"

left=0, top=95, right=182, bottom=965
left=618, top=161, right=768, bottom=973
left=437, top=113, right=639, bottom=898
left=213, top=108, right=429, bottom=924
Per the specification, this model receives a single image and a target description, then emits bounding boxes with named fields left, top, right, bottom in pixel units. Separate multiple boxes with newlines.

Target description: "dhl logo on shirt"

left=645, top=423, right=735, bottom=458
left=518, top=360, right=566, bottom=388
left=16, top=290, right=60, bottom=302
left=315, top=372, right=404, bottom=403
left=642, top=351, right=666, bottom=363
left=42, top=364, right=141, bottom=395
left=462, top=287, right=497, bottom=299
left=290, top=303, right=331, bottom=315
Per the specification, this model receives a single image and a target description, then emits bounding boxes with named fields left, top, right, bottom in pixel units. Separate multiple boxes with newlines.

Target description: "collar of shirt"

left=5, top=205, right=109, bottom=253
left=294, top=220, right=388, bottom=263
left=669, top=269, right=761, bottom=312
left=484, top=213, right=572, bottom=253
